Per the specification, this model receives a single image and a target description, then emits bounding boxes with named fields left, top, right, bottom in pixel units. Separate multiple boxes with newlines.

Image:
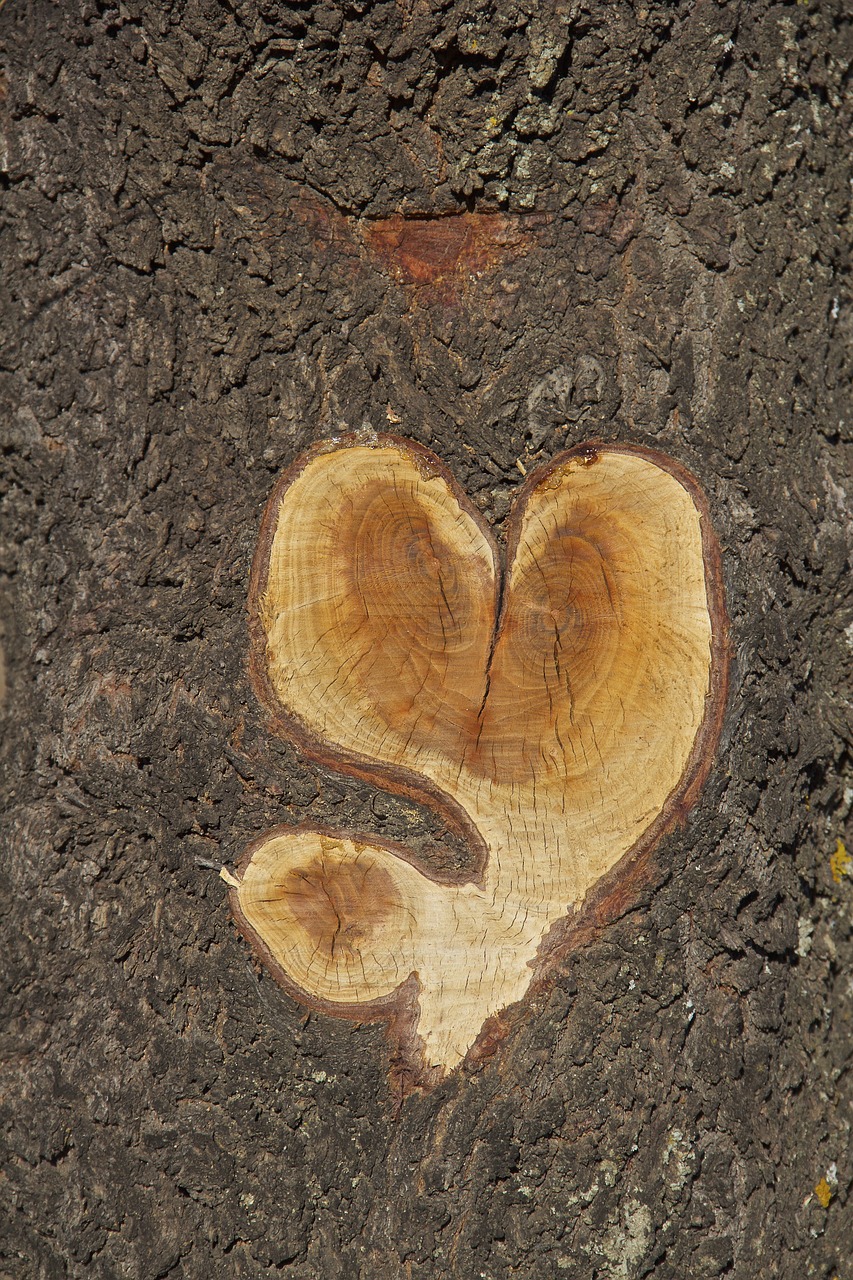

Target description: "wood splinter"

left=228, top=436, right=728, bottom=1082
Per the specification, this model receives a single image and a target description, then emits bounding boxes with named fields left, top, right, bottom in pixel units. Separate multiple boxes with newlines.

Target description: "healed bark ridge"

left=230, top=437, right=727, bottom=1079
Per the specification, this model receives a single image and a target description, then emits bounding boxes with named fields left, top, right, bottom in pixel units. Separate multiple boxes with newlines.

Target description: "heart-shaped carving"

left=229, top=436, right=728, bottom=1083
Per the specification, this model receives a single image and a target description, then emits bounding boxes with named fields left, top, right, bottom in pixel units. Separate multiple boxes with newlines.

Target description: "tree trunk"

left=1, top=2, right=851, bottom=1277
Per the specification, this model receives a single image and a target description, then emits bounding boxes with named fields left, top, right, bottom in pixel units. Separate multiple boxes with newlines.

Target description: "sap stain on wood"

left=278, top=844, right=402, bottom=960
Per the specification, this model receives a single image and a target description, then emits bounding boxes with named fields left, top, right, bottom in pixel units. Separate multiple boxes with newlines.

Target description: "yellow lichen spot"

left=814, top=1177, right=832, bottom=1208
left=830, top=838, right=851, bottom=885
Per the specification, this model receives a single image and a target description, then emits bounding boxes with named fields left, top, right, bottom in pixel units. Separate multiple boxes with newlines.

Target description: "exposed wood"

left=231, top=437, right=728, bottom=1077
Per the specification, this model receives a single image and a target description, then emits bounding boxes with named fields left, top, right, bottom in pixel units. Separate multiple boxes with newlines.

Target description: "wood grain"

left=231, top=437, right=728, bottom=1078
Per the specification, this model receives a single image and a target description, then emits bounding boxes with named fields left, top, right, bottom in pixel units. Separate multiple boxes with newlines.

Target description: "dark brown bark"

left=1, top=2, right=851, bottom=1278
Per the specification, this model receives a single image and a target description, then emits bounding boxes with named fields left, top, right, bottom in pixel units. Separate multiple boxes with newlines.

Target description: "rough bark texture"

left=1, top=2, right=851, bottom=1278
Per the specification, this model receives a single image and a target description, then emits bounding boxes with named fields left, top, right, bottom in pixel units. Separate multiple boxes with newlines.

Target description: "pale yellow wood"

left=234, top=441, right=721, bottom=1075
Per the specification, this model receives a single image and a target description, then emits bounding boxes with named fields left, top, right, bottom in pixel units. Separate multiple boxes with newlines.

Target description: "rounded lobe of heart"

left=473, top=452, right=712, bottom=801
left=260, top=444, right=497, bottom=780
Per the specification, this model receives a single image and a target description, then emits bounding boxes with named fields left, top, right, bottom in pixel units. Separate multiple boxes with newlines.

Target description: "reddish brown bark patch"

left=362, top=212, right=539, bottom=294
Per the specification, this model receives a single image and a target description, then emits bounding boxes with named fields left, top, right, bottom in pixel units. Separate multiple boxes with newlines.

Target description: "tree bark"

left=1, top=2, right=851, bottom=1278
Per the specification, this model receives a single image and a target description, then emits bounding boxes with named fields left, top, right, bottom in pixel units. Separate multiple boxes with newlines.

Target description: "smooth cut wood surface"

left=231, top=438, right=726, bottom=1077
